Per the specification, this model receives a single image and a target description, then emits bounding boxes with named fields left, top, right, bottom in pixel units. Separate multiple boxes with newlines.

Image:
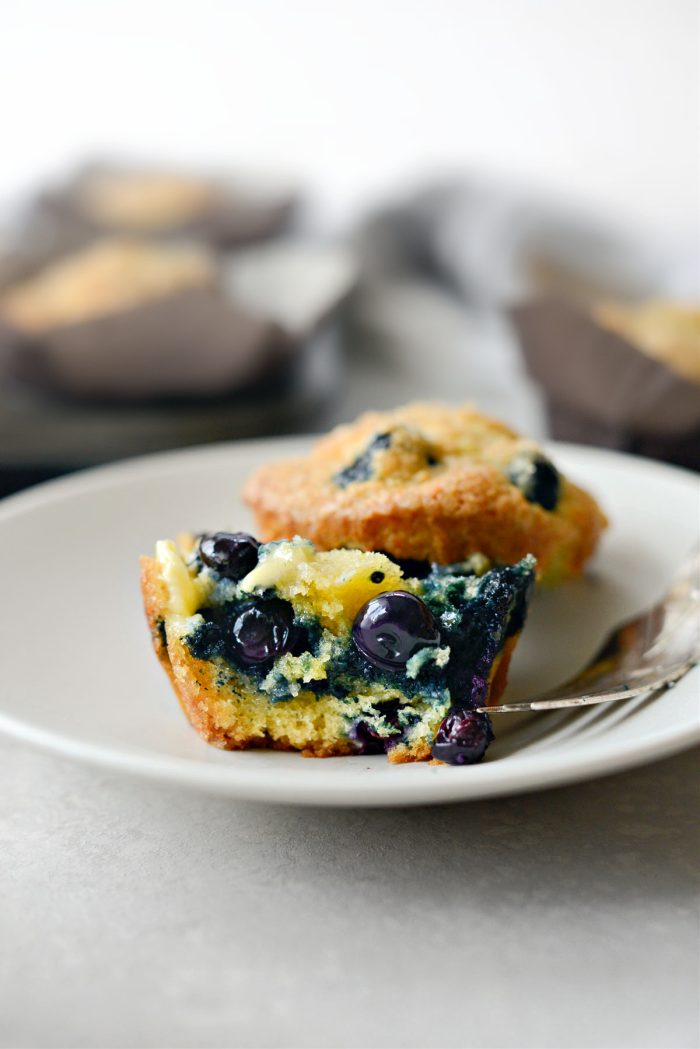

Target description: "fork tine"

left=480, top=543, right=700, bottom=715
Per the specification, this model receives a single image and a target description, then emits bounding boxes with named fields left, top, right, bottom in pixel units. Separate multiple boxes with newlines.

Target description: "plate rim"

left=1, top=437, right=699, bottom=806
left=1, top=698, right=698, bottom=807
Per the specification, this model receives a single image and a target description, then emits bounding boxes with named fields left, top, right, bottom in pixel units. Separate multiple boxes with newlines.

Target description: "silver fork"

left=478, top=544, right=700, bottom=714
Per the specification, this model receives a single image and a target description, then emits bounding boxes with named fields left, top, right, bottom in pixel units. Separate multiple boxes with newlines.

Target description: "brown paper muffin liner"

left=512, top=298, right=700, bottom=469
left=0, top=286, right=294, bottom=401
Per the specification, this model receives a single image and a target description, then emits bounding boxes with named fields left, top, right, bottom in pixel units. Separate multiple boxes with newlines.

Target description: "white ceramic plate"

left=0, top=438, right=698, bottom=806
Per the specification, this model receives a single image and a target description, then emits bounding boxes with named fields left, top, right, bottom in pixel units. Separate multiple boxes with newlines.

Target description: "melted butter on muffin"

left=156, top=539, right=213, bottom=617
left=241, top=539, right=407, bottom=631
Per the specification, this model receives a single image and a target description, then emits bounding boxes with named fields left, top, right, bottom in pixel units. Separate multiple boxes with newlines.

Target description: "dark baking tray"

left=0, top=325, right=341, bottom=497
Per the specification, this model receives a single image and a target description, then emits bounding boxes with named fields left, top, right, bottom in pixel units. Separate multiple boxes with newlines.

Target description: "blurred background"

left=0, top=0, right=698, bottom=494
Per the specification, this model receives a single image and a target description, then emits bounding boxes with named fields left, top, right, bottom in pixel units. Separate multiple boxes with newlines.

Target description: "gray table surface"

left=2, top=739, right=698, bottom=1049
left=2, top=283, right=699, bottom=1049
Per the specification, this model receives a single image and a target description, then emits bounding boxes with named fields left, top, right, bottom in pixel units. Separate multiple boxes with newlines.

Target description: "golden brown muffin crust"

left=244, top=402, right=606, bottom=585
left=1, top=238, right=214, bottom=334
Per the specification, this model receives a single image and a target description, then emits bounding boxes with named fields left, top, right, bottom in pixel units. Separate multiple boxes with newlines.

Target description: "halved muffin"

left=244, top=402, right=607, bottom=586
left=141, top=531, right=536, bottom=764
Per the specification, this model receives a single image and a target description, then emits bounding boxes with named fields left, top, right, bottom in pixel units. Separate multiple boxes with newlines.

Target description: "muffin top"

left=244, top=402, right=607, bottom=585
left=80, top=171, right=218, bottom=231
left=0, top=237, right=214, bottom=334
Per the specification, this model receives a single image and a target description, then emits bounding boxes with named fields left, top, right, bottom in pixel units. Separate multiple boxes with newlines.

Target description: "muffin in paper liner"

left=38, top=164, right=295, bottom=247
left=512, top=297, right=700, bottom=470
left=0, top=238, right=294, bottom=401
left=0, top=164, right=297, bottom=292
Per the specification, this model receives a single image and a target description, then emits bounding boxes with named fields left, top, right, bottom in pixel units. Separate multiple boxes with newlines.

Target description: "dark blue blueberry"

left=333, top=432, right=393, bottom=487
left=378, top=550, right=432, bottom=579
left=502, top=564, right=536, bottom=638
left=431, top=709, right=494, bottom=765
left=186, top=617, right=226, bottom=661
left=199, top=532, right=260, bottom=580
left=287, top=621, right=315, bottom=657
left=352, top=591, right=440, bottom=672
left=350, top=701, right=403, bottom=754
left=227, top=598, right=295, bottom=665
left=507, top=454, right=560, bottom=511
left=155, top=618, right=167, bottom=648
left=350, top=721, right=387, bottom=754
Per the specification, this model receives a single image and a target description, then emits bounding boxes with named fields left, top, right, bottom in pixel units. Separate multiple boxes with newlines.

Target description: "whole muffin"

left=0, top=237, right=289, bottom=400
left=513, top=298, right=700, bottom=471
left=244, top=402, right=607, bottom=586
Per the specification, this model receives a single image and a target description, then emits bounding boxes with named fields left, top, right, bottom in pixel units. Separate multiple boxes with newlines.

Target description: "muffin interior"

left=145, top=535, right=536, bottom=762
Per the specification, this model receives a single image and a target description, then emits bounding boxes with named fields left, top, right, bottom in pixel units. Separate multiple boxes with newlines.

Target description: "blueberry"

left=506, top=454, right=560, bottom=511
left=227, top=598, right=295, bottom=665
left=333, top=432, right=393, bottom=487
left=352, top=591, right=440, bottom=671
left=186, top=617, right=226, bottom=661
left=287, top=623, right=312, bottom=656
left=350, top=701, right=403, bottom=753
left=199, top=532, right=260, bottom=580
left=350, top=721, right=387, bottom=754
left=377, top=550, right=432, bottom=579
left=431, top=709, right=494, bottom=765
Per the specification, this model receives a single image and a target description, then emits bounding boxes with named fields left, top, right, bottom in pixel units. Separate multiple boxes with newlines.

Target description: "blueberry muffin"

left=79, top=171, right=219, bottom=233
left=0, top=237, right=214, bottom=334
left=514, top=299, right=700, bottom=471
left=244, top=402, right=606, bottom=586
left=0, top=236, right=288, bottom=400
left=141, top=531, right=536, bottom=763
left=594, top=300, right=700, bottom=387
left=60, top=164, right=295, bottom=247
